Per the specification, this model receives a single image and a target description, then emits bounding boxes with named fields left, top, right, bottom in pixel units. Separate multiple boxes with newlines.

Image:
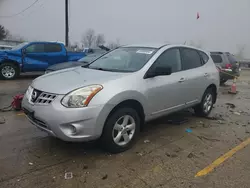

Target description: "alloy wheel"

left=2, top=66, right=15, bottom=79
left=112, top=115, right=136, bottom=146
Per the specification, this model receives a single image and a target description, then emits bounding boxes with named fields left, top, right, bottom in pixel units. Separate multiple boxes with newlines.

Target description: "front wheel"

left=100, top=107, right=140, bottom=153
left=194, top=88, right=214, bottom=117
left=0, top=63, right=19, bottom=80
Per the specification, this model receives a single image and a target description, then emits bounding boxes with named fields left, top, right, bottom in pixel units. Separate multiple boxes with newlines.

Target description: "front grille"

left=31, top=89, right=57, bottom=105
left=35, top=92, right=57, bottom=104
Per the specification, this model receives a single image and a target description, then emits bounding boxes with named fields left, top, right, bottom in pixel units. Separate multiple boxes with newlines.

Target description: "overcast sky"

left=0, top=0, right=249, bottom=57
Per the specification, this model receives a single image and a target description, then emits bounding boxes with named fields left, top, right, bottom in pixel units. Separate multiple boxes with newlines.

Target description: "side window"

left=45, top=44, right=62, bottom=53
left=25, top=44, right=45, bottom=53
left=152, top=48, right=181, bottom=73
left=211, top=54, right=223, bottom=63
left=181, top=48, right=202, bottom=70
left=198, top=51, right=209, bottom=64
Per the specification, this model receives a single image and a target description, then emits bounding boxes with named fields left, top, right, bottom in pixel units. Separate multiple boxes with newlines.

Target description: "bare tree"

left=81, top=29, right=96, bottom=48
left=0, top=25, right=8, bottom=40
left=5, top=33, right=25, bottom=42
left=107, top=38, right=120, bottom=49
left=188, top=40, right=203, bottom=48
left=95, top=34, right=105, bottom=47
left=235, top=44, right=246, bottom=59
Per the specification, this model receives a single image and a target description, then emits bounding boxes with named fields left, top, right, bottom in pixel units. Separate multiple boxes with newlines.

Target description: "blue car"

left=45, top=46, right=110, bottom=74
left=0, top=41, right=85, bottom=79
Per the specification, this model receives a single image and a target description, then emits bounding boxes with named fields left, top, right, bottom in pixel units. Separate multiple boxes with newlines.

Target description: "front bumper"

left=22, top=95, right=111, bottom=142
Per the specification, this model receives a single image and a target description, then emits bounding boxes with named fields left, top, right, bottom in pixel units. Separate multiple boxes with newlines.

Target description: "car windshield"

left=88, top=47, right=156, bottom=72
left=11, top=42, right=29, bottom=50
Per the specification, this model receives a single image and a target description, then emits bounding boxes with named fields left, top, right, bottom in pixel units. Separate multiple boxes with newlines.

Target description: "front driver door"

left=144, top=48, right=187, bottom=117
left=22, top=43, right=48, bottom=72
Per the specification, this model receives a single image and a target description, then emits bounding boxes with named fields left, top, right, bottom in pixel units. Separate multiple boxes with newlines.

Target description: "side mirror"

left=22, top=48, right=26, bottom=55
left=146, top=66, right=172, bottom=78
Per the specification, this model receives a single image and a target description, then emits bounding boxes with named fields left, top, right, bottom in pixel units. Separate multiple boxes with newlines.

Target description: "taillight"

left=225, top=64, right=232, bottom=69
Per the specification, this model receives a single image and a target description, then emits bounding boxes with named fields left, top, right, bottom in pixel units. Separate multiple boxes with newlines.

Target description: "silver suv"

left=22, top=44, right=219, bottom=153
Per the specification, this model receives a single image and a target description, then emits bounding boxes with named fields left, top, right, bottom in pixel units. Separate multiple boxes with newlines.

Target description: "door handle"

left=178, top=78, right=185, bottom=83
left=204, top=73, right=209, bottom=77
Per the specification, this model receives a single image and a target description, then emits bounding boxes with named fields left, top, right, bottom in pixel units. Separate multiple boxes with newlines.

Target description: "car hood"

left=0, top=50, right=20, bottom=57
left=0, top=50, right=7, bottom=56
left=47, top=61, right=85, bottom=71
left=32, top=67, right=129, bottom=94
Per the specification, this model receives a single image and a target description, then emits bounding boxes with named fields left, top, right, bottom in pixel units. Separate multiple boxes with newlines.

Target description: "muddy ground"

left=0, top=71, right=250, bottom=188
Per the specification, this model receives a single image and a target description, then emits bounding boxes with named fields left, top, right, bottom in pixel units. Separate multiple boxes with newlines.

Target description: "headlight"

left=25, top=86, right=33, bottom=99
left=61, top=85, right=103, bottom=108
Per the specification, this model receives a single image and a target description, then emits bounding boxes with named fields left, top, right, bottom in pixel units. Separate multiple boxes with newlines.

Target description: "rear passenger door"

left=44, top=43, right=67, bottom=65
left=179, top=48, right=208, bottom=106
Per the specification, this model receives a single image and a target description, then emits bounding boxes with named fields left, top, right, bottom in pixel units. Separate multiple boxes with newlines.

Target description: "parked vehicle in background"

left=22, top=44, right=219, bottom=153
left=0, top=41, right=85, bottom=79
left=0, top=45, right=13, bottom=50
left=45, top=46, right=109, bottom=74
left=210, top=52, right=240, bottom=84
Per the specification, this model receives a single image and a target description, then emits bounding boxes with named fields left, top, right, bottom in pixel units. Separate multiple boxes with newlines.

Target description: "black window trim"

left=24, top=43, right=46, bottom=53
left=144, top=47, right=181, bottom=79
left=44, top=43, right=62, bottom=53
left=179, top=47, right=204, bottom=71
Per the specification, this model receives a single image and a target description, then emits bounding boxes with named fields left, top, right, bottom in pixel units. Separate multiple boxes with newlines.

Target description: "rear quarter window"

left=198, top=51, right=209, bottom=64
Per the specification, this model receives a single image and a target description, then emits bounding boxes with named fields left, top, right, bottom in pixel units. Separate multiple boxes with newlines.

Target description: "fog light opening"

left=69, top=125, right=77, bottom=135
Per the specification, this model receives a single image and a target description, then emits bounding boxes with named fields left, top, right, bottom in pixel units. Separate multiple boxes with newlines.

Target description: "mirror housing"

left=145, top=66, right=172, bottom=78
left=22, top=48, right=26, bottom=55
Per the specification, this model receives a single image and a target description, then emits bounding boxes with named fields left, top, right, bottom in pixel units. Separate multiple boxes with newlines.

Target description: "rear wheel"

left=194, top=88, right=214, bottom=117
left=0, top=63, right=19, bottom=80
left=100, top=107, right=140, bottom=153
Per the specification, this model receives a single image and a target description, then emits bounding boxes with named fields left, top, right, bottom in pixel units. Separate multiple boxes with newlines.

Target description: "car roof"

left=123, top=44, right=208, bottom=52
left=30, top=41, right=64, bottom=45
left=210, top=51, right=232, bottom=54
left=123, top=43, right=168, bottom=49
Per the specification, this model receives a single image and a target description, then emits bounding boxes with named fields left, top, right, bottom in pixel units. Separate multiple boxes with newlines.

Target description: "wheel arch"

left=104, top=99, right=145, bottom=130
left=0, top=60, right=21, bottom=71
left=206, top=84, right=217, bottom=103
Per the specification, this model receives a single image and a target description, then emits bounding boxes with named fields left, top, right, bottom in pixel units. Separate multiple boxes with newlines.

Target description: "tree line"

left=0, top=25, right=120, bottom=49
left=81, top=28, right=120, bottom=49
left=0, top=24, right=246, bottom=58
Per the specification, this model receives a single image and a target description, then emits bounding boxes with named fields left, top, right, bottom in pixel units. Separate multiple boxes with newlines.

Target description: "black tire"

left=194, top=88, right=214, bottom=117
left=100, top=107, right=140, bottom=153
left=0, top=63, right=19, bottom=80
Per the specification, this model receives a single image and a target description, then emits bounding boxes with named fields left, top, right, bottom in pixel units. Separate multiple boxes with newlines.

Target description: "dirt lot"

left=0, top=71, right=250, bottom=188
